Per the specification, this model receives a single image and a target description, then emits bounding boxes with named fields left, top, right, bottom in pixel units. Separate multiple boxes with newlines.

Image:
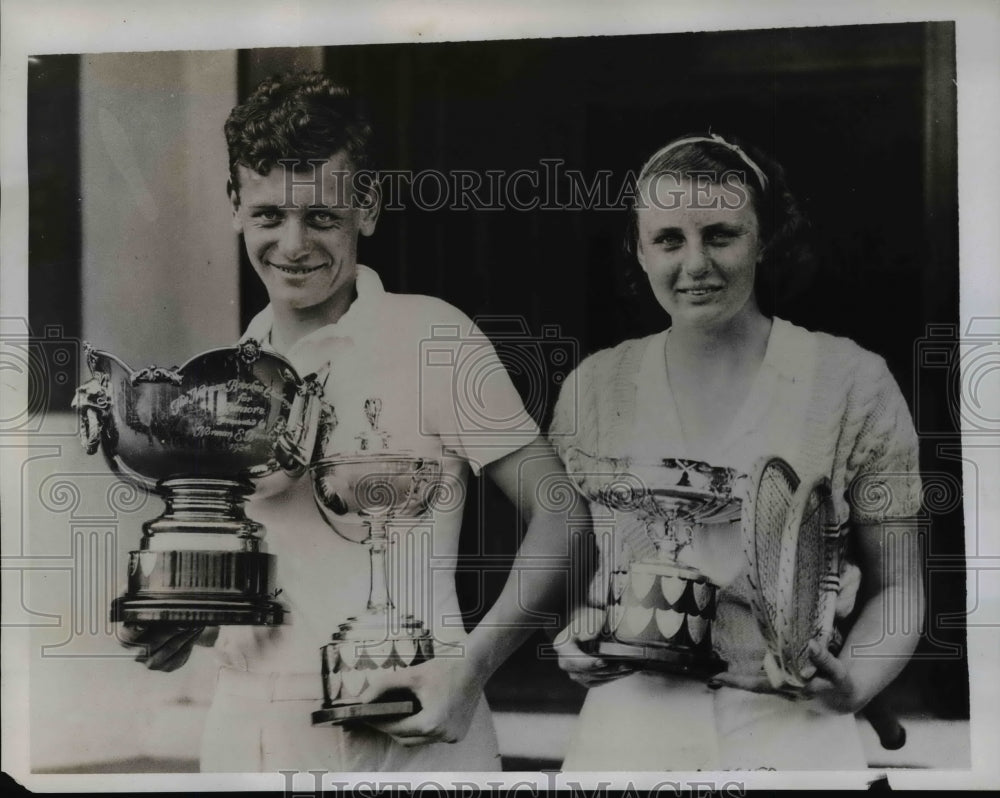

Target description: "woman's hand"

left=835, top=560, right=863, bottom=619
left=708, top=642, right=865, bottom=714
left=358, top=650, right=482, bottom=745
left=797, top=640, right=866, bottom=714
left=553, top=605, right=635, bottom=688
left=117, top=624, right=212, bottom=672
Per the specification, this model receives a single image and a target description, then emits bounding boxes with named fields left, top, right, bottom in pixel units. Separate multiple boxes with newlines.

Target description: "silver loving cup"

left=71, top=338, right=323, bottom=625
left=309, top=450, right=443, bottom=725
left=565, top=447, right=744, bottom=677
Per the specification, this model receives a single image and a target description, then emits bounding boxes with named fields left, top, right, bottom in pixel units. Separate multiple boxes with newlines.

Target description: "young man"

left=122, top=72, right=584, bottom=772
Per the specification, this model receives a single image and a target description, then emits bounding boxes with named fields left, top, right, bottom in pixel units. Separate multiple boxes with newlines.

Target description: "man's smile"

left=267, top=261, right=327, bottom=275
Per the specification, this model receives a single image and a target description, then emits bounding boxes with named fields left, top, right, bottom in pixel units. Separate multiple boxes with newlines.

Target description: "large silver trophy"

left=309, top=398, right=443, bottom=725
left=566, top=448, right=744, bottom=677
left=72, top=339, right=322, bottom=625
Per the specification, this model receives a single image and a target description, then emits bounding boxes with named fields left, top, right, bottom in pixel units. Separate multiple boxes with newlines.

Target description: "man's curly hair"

left=224, top=71, right=374, bottom=200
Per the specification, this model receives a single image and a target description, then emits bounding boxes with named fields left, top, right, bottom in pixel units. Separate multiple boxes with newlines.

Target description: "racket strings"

left=788, top=491, right=826, bottom=678
left=783, top=482, right=841, bottom=683
left=751, top=463, right=798, bottom=646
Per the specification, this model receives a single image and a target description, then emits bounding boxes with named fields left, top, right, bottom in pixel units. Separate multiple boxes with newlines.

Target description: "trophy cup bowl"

left=309, top=452, right=442, bottom=725
left=566, top=447, right=744, bottom=677
left=72, top=339, right=322, bottom=625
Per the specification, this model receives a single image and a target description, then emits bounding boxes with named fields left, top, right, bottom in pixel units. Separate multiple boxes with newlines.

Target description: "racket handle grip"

left=863, top=693, right=907, bottom=750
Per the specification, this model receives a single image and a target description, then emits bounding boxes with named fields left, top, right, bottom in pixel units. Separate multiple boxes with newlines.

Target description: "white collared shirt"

left=218, top=265, right=540, bottom=677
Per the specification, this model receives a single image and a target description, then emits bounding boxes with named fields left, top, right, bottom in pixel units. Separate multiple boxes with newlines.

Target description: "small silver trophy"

left=71, top=339, right=322, bottom=625
left=309, top=398, right=444, bottom=724
left=566, top=448, right=743, bottom=677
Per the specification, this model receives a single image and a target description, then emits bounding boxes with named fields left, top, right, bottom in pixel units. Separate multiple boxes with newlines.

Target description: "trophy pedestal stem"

left=113, top=478, right=283, bottom=625
left=143, top=478, right=263, bottom=540
left=366, top=524, right=392, bottom=614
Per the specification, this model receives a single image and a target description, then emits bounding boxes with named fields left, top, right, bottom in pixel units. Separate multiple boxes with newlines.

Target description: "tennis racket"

left=743, top=456, right=803, bottom=685
left=744, top=456, right=906, bottom=749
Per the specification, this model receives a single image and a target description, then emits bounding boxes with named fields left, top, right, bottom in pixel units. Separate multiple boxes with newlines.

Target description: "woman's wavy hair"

left=224, top=71, right=374, bottom=201
left=622, top=133, right=815, bottom=318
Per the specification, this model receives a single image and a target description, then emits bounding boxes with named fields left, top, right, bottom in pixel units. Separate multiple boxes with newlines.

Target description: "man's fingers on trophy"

left=369, top=712, right=438, bottom=743
left=193, top=625, right=220, bottom=647
left=116, top=627, right=145, bottom=647
left=357, top=669, right=414, bottom=704
left=148, top=642, right=197, bottom=672
left=386, top=730, right=446, bottom=747
left=134, top=627, right=204, bottom=670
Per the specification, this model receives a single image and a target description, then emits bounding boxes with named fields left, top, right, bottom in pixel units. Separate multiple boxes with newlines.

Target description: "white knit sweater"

left=548, top=317, right=922, bottom=674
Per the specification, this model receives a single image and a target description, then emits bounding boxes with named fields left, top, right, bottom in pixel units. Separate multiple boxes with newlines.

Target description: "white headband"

left=637, top=133, right=769, bottom=192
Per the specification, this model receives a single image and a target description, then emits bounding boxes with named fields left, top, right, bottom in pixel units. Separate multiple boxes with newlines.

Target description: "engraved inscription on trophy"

left=167, top=377, right=274, bottom=454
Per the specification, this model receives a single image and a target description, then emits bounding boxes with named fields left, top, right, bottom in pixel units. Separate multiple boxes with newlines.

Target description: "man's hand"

left=358, top=649, right=481, bottom=745
left=553, top=605, right=635, bottom=688
left=345, top=440, right=587, bottom=748
left=117, top=624, right=214, bottom=672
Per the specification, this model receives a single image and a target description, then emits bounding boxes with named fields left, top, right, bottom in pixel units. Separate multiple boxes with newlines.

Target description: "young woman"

left=548, top=134, right=924, bottom=771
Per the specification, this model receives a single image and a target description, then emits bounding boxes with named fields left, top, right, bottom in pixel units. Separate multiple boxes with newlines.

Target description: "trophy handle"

left=70, top=367, right=158, bottom=493
left=274, top=369, right=325, bottom=475
left=70, top=374, right=112, bottom=456
left=103, top=450, right=160, bottom=494
left=80, top=407, right=102, bottom=455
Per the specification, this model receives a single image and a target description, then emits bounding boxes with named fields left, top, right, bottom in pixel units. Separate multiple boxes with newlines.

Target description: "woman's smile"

left=676, top=284, right=724, bottom=300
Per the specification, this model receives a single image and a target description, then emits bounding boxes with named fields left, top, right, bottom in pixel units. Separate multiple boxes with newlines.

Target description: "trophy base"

left=111, top=596, right=284, bottom=625
left=311, top=699, right=416, bottom=726
left=589, top=639, right=727, bottom=679
left=112, top=548, right=282, bottom=625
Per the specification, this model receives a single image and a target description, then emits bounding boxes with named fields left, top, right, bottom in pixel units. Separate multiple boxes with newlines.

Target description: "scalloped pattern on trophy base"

left=311, top=699, right=416, bottom=726
left=111, top=596, right=283, bottom=625
left=320, top=633, right=433, bottom=701
left=597, top=557, right=722, bottom=677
